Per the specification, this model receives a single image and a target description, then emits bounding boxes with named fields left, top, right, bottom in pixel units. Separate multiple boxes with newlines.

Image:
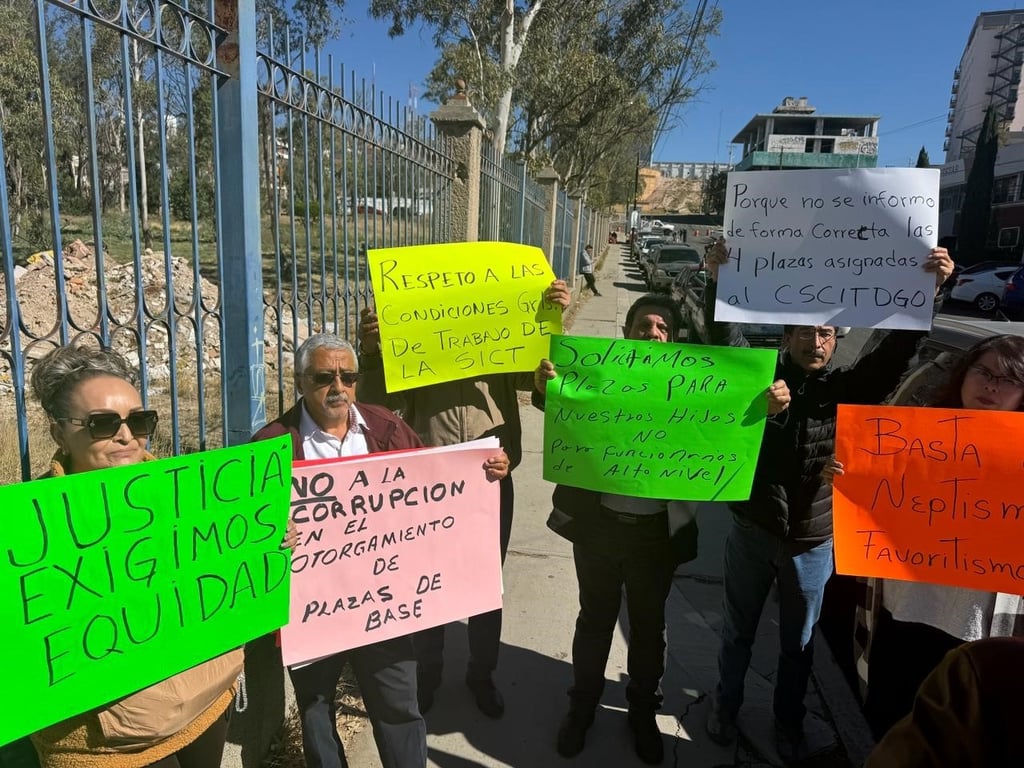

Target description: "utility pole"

left=631, top=152, right=640, bottom=231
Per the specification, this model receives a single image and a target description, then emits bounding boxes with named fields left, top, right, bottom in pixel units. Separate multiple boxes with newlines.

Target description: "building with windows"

left=649, top=161, right=730, bottom=180
left=730, top=96, right=879, bottom=171
left=941, top=10, right=1024, bottom=256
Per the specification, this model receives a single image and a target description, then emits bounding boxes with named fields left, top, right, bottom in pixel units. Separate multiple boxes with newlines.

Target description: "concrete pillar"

left=535, top=166, right=560, bottom=264
left=430, top=80, right=486, bottom=242
left=569, top=195, right=583, bottom=276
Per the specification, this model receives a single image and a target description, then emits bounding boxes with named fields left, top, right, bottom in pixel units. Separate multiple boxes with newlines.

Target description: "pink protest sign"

left=280, top=441, right=502, bottom=666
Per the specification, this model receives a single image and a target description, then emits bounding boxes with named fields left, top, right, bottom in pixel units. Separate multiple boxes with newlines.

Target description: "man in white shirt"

left=252, top=334, right=432, bottom=768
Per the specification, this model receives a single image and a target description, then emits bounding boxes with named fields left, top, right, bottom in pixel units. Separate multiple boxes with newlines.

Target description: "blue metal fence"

left=478, top=138, right=525, bottom=243
left=551, top=189, right=575, bottom=279
left=1, top=0, right=233, bottom=480
left=521, top=172, right=547, bottom=251
left=579, top=206, right=592, bottom=254
left=0, top=0, right=454, bottom=482
left=1, top=0, right=606, bottom=483
left=255, top=19, right=454, bottom=415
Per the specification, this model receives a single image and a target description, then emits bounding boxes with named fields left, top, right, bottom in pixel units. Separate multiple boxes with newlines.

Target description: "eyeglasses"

left=59, top=410, right=159, bottom=440
left=968, top=365, right=1024, bottom=391
left=793, top=327, right=836, bottom=342
left=305, top=370, right=360, bottom=388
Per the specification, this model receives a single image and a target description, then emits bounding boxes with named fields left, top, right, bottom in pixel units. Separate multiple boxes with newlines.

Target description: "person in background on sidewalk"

left=533, top=293, right=791, bottom=765
left=357, top=279, right=571, bottom=720
left=863, top=636, right=1024, bottom=767
left=701, top=241, right=954, bottom=763
left=579, top=244, right=601, bottom=296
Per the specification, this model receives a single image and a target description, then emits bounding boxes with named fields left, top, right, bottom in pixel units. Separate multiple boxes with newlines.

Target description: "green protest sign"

left=0, top=438, right=293, bottom=746
left=542, top=335, right=777, bottom=500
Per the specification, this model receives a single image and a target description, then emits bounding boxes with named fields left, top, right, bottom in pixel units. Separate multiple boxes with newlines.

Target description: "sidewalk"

left=345, top=242, right=872, bottom=768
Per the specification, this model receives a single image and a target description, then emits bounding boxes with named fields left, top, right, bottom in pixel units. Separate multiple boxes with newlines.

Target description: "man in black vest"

left=702, top=243, right=954, bottom=762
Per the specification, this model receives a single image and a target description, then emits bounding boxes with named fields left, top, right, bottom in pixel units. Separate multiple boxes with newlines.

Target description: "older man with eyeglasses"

left=700, top=243, right=955, bottom=762
left=252, top=332, right=469, bottom=768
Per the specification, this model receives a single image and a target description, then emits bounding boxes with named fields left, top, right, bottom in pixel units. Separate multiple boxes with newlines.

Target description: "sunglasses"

left=306, top=370, right=360, bottom=387
left=60, top=410, right=160, bottom=440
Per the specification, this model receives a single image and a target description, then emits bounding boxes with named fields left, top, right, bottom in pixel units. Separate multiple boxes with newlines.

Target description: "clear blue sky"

left=327, top=1, right=1001, bottom=168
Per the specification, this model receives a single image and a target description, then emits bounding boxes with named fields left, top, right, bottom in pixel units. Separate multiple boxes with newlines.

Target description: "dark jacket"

left=705, top=279, right=931, bottom=544
left=533, top=387, right=698, bottom=565
left=359, top=352, right=531, bottom=471
left=252, top=401, right=424, bottom=459
left=549, top=484, right=699, bottom=566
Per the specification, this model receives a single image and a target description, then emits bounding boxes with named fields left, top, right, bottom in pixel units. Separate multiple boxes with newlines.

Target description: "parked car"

left=857, top=315, right=1024, bottom=405
left=949, top=265, right=1019, bottom=312
left=1001, top=266, right=1024, bottom=319
left=635, top=237, right=667, bottom=271
left=941, top=260, right=1021, bottom=299
left=673, top=268, right=784, bottom=348
left=645, top=244, right=702, bottom=291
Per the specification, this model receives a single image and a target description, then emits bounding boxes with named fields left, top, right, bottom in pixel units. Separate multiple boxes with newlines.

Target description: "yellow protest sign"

left=367, top=242, right=562, bottom=391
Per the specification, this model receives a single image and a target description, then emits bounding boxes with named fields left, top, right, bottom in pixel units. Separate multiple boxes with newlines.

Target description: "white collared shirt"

left=289, top=401, right=370, bottom=671
left=298, top=401, right=370, bottom=458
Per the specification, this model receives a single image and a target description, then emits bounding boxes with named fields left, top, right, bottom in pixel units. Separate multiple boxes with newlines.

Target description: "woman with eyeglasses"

left=26, top=344, right=244, bottom=768
left=825, top=334, right=1024, bottom=740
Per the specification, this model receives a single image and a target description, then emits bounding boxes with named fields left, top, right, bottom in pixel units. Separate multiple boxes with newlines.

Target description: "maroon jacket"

left=252, top=401, right=423, bottom=459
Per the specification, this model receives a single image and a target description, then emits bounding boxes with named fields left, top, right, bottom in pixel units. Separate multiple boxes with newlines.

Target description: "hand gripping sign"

left=367, top=242, right=562, bottom=391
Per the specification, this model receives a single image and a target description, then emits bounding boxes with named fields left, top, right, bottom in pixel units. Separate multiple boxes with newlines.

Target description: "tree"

left=507, top=0, right=719, bottom=197
left=915, top=146, right=930, bottom=168
left=371, top=0, right=545, bottom=156
left=701, top=168, right=727, bottom=215
left=371, top=0, right=719, bottom=177
left=957, top=106, right=999, bottom=264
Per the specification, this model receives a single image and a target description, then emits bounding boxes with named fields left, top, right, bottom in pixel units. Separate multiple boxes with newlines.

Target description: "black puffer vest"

left=705, top=280, right=930, bottom=544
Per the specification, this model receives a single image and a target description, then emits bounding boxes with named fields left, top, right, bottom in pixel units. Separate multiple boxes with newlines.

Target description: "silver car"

left=646, top=245, right=702, bottom=291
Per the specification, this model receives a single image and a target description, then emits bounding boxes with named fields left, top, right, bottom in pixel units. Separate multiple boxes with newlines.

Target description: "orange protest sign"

left=834, top=404, right=1024, bottom=594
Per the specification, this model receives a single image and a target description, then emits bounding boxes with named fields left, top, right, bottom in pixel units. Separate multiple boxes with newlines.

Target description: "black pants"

left=817, top=572, right=863, bottom=700
left=582, top=273, right=599, bottom=294
left=416, top=475, right=514, bottom=683
left=288, top=636, right=425, bottom=768
left=569, top=509, right=676, bottom=712
left=146, top=706, right=230, bottom=768
left=864, top=608, right=962, bottom=740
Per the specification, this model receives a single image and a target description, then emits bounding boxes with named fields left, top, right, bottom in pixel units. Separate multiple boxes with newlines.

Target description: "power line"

left=651, top=0, right=715, bottom=160
left=878, top=113, right=948, bottom=137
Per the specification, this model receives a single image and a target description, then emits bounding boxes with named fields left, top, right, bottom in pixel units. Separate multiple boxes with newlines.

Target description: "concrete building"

left=941, top=10, right=1024, bottom=257
left=945, top=10, right=1024, bottom=162
left=730, top=96, right=879, bottom=172
left=649, top=160, right=731, bottom=180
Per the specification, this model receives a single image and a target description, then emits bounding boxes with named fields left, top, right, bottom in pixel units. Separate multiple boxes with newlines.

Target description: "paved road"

left=345, top=241, right=872, bottom=768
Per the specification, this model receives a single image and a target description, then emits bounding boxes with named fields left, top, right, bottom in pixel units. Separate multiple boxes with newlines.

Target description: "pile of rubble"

left=1, top=239, right=313, bottom=397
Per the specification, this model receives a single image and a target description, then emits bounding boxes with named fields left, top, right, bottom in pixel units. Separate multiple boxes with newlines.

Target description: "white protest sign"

left=715, top=168, right=939, bottom=330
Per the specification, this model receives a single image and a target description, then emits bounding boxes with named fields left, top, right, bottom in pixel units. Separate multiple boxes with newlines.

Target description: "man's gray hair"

left=31, top=343, right=138, bottom=420
left=294, top=333, right=358, bottom=377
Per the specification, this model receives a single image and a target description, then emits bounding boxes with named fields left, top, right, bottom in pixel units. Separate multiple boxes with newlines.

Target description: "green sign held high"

left=0, top=438, right=293, bottom=746
left=542, top=335, right=776, bottom=500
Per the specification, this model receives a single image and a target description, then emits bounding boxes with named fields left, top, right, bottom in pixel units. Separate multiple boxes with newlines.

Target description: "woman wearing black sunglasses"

left=26, top=344, right=243, bottom=768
